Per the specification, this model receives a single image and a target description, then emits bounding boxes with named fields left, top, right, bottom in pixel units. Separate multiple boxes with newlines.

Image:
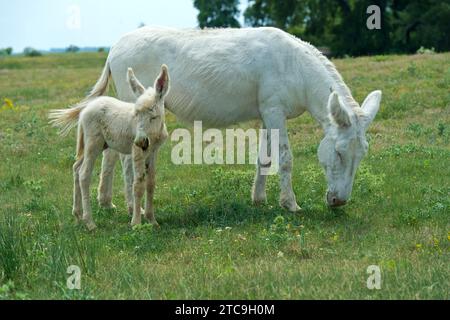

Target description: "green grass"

left=0, top=52, right=449, bottom=299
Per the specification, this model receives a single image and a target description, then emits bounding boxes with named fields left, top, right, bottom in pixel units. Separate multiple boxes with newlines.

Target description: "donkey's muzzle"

left=327, top=192, right=347, bottom=207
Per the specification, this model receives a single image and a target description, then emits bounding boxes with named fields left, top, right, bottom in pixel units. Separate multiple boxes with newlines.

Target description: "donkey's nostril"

left=327, top=192, right=347, bottom=207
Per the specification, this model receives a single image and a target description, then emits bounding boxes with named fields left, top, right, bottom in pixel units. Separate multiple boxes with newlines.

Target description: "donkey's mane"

left=288, top=34, right=360, bottom=111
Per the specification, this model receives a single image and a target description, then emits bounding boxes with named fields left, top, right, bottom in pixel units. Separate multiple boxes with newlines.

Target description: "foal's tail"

left=48, top=60, right=112, bottom=136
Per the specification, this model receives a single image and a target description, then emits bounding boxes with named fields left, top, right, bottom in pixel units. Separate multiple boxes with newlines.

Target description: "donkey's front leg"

left=260, top=107, right=301, bottom=212
left=252, top=123, right=270, bottom=205
left=131, top=146, right=146, bottom=227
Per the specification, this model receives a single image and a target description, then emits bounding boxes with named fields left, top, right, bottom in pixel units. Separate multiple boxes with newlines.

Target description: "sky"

left=0, top=0, right=247, bottom=53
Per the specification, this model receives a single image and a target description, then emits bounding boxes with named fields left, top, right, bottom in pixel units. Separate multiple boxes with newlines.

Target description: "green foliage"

left=0, top=47, right=13, bottom=56
left=66, top=45, right=80, bottom=53
left=194, top=0, right=241, bottom=28
left=194, top=0, right=450, bottom=56
left=23, top=47, right=42, bottom=57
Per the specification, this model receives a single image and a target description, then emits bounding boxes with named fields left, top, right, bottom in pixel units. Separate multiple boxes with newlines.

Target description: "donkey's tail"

left=48, top=60, right=112, bottom=136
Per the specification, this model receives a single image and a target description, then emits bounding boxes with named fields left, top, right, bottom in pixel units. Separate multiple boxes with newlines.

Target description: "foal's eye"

left=336, top=151, right=343, bottom=161
left=150, top=116, right=160, bottom=121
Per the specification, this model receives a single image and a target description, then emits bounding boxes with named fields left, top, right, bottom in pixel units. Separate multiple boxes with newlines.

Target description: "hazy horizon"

left=0, top=0, right=247, bottom=53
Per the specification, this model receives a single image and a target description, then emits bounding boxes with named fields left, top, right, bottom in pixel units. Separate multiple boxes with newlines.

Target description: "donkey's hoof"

left=280, top=199, right=302, bottom=213
left=252, top=194, right=267, bottom=206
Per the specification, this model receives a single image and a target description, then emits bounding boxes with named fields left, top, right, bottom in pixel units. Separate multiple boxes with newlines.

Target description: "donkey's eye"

left=150, top=116, right=160, bottom=121
left=336, top=151, right=343, bottom=161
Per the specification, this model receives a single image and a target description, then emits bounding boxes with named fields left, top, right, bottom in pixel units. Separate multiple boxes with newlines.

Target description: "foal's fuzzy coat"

left=50, top=65, right=169, bottom=230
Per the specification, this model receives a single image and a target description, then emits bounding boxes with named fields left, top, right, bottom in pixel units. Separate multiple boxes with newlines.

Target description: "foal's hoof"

left=84, top=220, right=97, bottom=231
left=150, top=220, right=160, bottom=228
left=128, top=207, right=145, bottom=217
left=100, top=202, right=117, bottom=210
left=72, top=211, right=82, bottom=222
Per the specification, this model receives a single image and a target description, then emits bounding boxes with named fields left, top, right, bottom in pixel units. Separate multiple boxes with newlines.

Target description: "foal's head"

left=127, top=65, right=170, bottom=149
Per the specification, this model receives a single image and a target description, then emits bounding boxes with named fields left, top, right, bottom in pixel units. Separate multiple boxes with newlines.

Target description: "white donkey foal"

left=50, top=65, right=169, bottom=230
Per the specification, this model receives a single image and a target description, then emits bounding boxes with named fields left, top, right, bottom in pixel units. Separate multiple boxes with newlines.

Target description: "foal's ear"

left=154, top=64, right=170, bottom=99
left=328, top=92, right=351, bottom=128
left=127, top=68, right=145, bottom=97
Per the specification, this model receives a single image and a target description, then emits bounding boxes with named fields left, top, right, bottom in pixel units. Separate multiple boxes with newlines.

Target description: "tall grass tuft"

left=0, top=209, right=27, bottom=280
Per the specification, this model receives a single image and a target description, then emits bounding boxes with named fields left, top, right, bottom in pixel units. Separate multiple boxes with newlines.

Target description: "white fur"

left=52, top=66, right=169, bottom=230
left=78, top=27, right=381, bottom=210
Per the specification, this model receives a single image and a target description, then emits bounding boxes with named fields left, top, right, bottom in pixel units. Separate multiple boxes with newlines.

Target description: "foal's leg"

left=131, top=146, right=146, bottom=227
left=79, top=140, right=103, bottom=231
left=144, top=147, right=162, bottom=227
left=252, top=123, right=270, bottom=205
left=120, top=154, right=136, bottom=216
left=260, top=106, right=300, bottom=212
left=97, top=148, right=119, bottom=209
left=72, top=158, right=83, bottom=222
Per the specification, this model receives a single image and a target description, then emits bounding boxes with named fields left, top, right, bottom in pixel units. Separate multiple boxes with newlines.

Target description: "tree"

left=66, top=45, right=80, bottom=53
left=0, top=47, right=13, bottom=56
left=194, top=0, right=241, bottom=28
left=23, top=47, right=42, bottom=57
left=391, top=0, right=450, bottom=53
left=196, top=0, right=449, bottom=55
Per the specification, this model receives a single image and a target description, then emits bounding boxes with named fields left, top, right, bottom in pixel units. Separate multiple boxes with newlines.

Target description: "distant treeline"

left=0, top=46, right=109, bottom=57
left=194, top=0, right=450, bottom=56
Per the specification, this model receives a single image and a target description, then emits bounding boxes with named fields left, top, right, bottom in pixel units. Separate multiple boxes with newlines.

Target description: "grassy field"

left=0, top=52, right=449, bottom=300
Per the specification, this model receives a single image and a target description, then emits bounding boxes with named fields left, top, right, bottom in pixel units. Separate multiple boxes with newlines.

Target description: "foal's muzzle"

left=134, top=137, right=150, bottom=151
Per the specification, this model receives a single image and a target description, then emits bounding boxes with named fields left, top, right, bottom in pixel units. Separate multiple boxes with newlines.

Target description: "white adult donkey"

left=80, top=26, right=382, bottom=211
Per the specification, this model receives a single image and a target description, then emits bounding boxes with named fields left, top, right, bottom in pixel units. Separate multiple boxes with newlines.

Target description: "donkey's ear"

left=127, top=68, right=145, bottom=97
left=360, top=90, right=382, bottom=131
left=154, top=64, right=170, bottom=99
left=328, top=92, right=351, bottom=128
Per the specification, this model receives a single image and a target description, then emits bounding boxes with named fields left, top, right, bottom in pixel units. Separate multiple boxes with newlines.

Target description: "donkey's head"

left=127, top=65, right=170, bottom=149
left=318, top=90, right=381, bottom=207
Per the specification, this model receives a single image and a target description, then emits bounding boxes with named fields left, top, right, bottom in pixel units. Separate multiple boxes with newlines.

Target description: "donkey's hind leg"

left=72, top=158, right=83, bottom=222
left=79, top=138, right=103, bottom=231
